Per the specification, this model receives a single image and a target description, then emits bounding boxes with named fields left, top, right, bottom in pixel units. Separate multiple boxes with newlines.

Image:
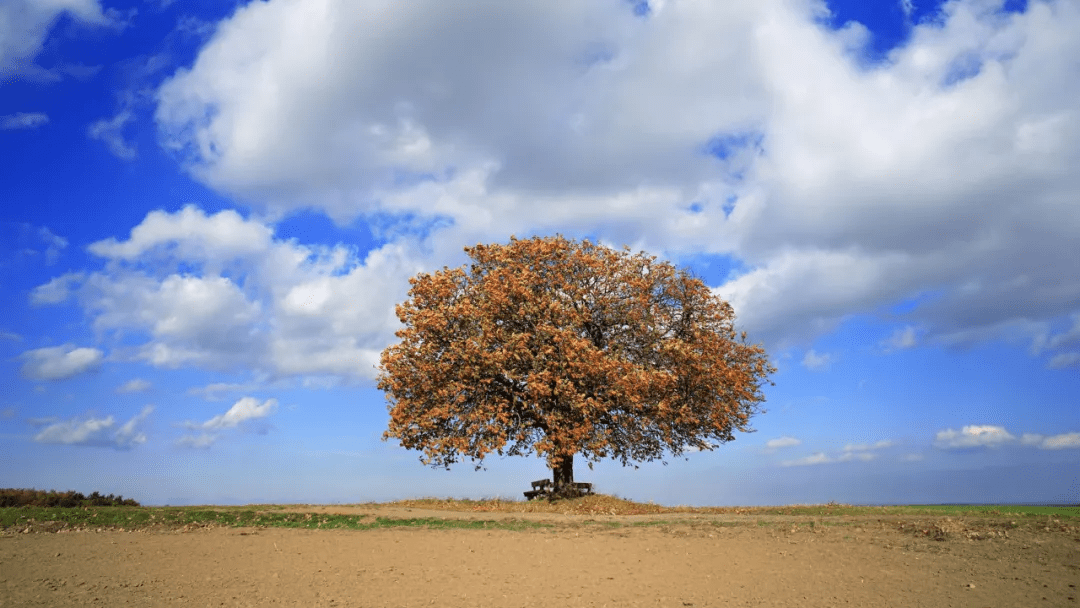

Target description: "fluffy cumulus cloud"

left=144, top=0, right=1080, bottom=362
left=19, top=345, right=104, bottom=380
left=935, top=425, right=1080, bottom=450
left=33, top=405, right=153, bottom=449
left=176, top=396, right=277, bottom=447
left=32, top=205, right=422, bottom=380
left=934, top=424, right=1015, bottom=449
left=25, top=0, right=1080, bottom=387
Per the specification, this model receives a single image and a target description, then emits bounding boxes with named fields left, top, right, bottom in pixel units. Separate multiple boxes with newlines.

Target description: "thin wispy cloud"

left=0, top=112, right=48, bottom=130
left=801, top=350, right=832, bottom=371
left=1020, top=432, right=1080, bottom=451
left=781, top=450, right=877, bottom=467
left=87, top=110, right=138, bottom=159
left=765, top=436, right=801, bottom=450
left=0, top=0, right=121, bottom=82
left=882, top=326, right=917, bottom=351
left=29, top=273, right=82, bottom=305
left=116, top=378, right=152, bottom=394
left=187, top=382, right=265, bottom=401
left=176, top=397, right=277, bottom=447
left=19, top=345, right=104, bottom=381
left=780, top=438, right=895, bottom=466
left=842, top=440, right=894, bottom=452
left=898, top=0, right=915, bottom=19
left=33, top=406, right=153, bottom=449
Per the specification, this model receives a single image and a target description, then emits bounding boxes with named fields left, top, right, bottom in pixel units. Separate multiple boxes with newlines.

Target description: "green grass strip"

left=0, top=507, right=553, bottom=532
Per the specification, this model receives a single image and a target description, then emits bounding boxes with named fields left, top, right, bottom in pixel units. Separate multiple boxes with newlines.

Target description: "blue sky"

left=2, top=0, right=1078, bottom=507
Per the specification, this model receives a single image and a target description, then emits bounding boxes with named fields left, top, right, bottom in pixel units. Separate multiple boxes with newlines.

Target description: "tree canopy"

left=378, top=235, right=774, bottom=495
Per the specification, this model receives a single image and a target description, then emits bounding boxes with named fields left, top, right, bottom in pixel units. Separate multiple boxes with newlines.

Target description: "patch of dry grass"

left=379, top=495, right=816, bottom=516
left=387, top=495, right=670, bottom=515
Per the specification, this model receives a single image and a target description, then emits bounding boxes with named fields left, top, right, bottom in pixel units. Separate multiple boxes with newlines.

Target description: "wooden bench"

left=572, top=482, right=594, bottom=495
left=524, top=479, right=551, bottom=500
left=523, top=479, right=593, bottom=500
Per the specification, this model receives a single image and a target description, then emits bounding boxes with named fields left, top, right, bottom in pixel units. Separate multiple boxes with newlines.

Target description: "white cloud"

left=35, top=416, right=113, bottom=444
left=1042, top=314, right=1080, bottom=351
left=22, top=0, right=1077, bottom=382
left=31, top=272, right=83, bottom=305
left=35, top=206, right=422, bottom=380
left=781, top=452, right=832, bottom=467
left=780, top=438, right=894, bottom=465
left=116, top=378, right=152, bottom=393
left=1047, top=352, right=1080, bottom=369
left=1040, top=432, right=1080, bottom=450
left=176, top=432, right=216, bottom=448
left=37, top=227, right=68, bottom=264
left=933, top=424, right=1016, bottom=449
left=0, top=331, right=22, bottom=341
left=33, top=405, right=152, bottom=449
left=899, top=0, right=916, bottom=19
left=1, top=407, right=15, bottom=419
left=765, top=436, right=801, bottom=449
left=159, top=0, right=1080, bottom=352
left=0, top=0, right=118, bottom=82
left=19, top=345, right=104, bottom=380
left=198, top=396, right=277, bottom=430
left=842, top=440, right=895, bottom=452
left=7, top=224, right=68, bottom=267
left=87, top=110, right=137, bottom=159
left=88, top=204, right=272, bottom=264
left=86, top=272, right=263, bottom=369
left=1020, top=432, right=1044, bottom=446
left=179, top=396, right=276, bottom=431
left=1019, top=431, right=1080, bottom=450
left=841, top=451, right=877, bottom=462
left=176, top=397, right=277, bottom=447
left=0, top=112, right=49, bottom=130
left=114, top=405, right=153, bottom=447
left=882, top=326, right=918, bottom=351
left=801, top=349, right=832, bottom=371
left=187, top=382, right=259, bottom=401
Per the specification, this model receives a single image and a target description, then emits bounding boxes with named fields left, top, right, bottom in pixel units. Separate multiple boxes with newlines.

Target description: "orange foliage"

left=378, top=236, right=774, bottom=486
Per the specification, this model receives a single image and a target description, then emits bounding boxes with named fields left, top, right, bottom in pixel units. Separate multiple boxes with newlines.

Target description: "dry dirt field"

left=2, top=504, right=1078, bottom=607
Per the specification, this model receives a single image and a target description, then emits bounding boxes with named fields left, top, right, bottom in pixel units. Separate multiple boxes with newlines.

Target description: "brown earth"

left=2, top=507, right=1078, bottom=607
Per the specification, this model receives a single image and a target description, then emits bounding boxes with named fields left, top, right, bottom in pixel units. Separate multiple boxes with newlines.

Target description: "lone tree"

left=378, top=235, right=774, bottom=498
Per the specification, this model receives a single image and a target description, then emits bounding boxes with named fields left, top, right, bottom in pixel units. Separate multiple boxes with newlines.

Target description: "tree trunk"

left=551, top=452, right=574, bottom=497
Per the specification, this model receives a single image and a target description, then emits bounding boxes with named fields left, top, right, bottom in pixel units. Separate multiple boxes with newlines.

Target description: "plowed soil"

left=3, top=506, right=1078, bottom=607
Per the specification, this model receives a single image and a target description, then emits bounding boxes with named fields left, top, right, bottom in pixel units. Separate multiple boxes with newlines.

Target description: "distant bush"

left=0, top=488, right=140, bottom=508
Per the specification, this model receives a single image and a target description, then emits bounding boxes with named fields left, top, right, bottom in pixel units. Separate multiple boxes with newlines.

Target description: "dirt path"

left=3, top=516, right=1078, bottom=607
